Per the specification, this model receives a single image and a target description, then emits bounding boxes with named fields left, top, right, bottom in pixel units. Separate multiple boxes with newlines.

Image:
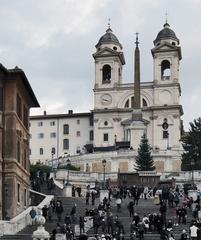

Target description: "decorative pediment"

left=93, top=47, right=120, bottom=57
left=121, top=118, right=150, bottom=126
left=93, top=47, right=125, bottom=65
left=152, top=42, right=178, bottom=51
left=151, top=42, right=182, bottom=60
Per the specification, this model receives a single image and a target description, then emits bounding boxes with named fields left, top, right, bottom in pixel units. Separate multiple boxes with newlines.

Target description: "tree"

left=181, top=117, right=201, bottom=171
left=30, top=162, right=51, bottom=180
left=135, top=134, right=155, bottom=171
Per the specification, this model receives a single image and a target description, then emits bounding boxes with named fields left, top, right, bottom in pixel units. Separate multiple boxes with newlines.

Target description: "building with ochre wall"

left=0, top=64, right=39, bottom=219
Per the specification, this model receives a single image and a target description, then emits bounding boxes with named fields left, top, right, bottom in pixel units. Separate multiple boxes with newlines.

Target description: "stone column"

left=63, top=185, right=72, bottom=197
left=32, top=208, right=50, bottom=240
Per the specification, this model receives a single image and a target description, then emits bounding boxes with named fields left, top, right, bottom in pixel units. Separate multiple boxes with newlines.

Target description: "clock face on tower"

left=100, top=94, right=112, bottom=105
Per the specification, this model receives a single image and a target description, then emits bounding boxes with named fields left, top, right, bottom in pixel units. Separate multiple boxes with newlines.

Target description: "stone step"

left=0, top=234, right=32, bottom=240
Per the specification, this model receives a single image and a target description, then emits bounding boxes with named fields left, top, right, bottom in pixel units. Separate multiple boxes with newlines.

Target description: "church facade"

left=30, top=22, right=184, bottom=173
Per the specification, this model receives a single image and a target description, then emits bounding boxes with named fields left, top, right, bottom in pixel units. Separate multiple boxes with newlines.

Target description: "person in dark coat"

left=127, top=200, right=134, bottom=218
left=42, top=205, right=48, bottom=220
left=55, top=201, right=64, bottom=222
left=106, top=211, right=114, bottom=235
left=70, top=204, right=77, bottom=216
left=86, top=191, right=90, bottom=205
left=91, top=191, right=96, bottom=206
left=180, top=229, right=188, bottom=240
left=79, top=215, right=86, bottom=235
left=177, top=206, right=187, bottom=224
left=159, top=202, right=167, bottom=226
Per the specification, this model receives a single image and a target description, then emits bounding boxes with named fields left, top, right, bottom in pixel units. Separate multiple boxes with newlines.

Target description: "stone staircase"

left=87, top=197, right=193, bottom=239
left=1, top=193, right=193, bottom=240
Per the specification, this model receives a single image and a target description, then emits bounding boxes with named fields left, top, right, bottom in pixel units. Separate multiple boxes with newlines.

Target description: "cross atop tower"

left=165, top=12, right=168, bottom=23
left=108, top=18, right=111, bottom=29
left=135, top=32, right=139, bottom=47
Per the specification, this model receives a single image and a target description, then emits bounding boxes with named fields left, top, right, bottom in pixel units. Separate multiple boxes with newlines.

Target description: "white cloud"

left=0, top=0, right=200, bottom=130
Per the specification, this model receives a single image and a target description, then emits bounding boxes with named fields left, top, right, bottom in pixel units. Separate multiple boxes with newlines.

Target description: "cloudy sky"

left=0, top=0, right=200, bottom=130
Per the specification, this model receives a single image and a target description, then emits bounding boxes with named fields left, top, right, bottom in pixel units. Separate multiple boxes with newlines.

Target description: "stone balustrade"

left=0, top=190, right=54, bottom=236
left=55, top=169, right=118, bottom=184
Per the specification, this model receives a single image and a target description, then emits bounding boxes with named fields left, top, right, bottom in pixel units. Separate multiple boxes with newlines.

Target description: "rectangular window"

left=50, top=121, right=55, bottom=126
left=76, top=131, right=80, bottom=137
left=17, top=94, right=22, bottom=120
left=163, top=131, right=169, bottom=139
left=0, top=87, right=3, bottom=111
left=103, top=133, right=108, bottom=142
left=17, top=141, right=21, bottom=163
left=50, top=132, right=56, bottom=138
left=23, top=105, right=28, bottom=129
left=17, top=183, right=20, bottom=203
left=89, top=130, right=94, bottom=141
left=24, top=189, right=27, bottom=206
left=38, top=122, right=43, bottom=127
left=77, top=119, right=80, bottom=124
left=63, top=139, right=69, bottom=150
left=38, top=133, right=44, bottom=139
left=30, top=134, right=32, bottom=139
left=89, top=115, right=93, bottom=126
left=63, top=124, right=69, bottom=134
left=40, top=148, right=43, bottom=155
left=29, top=149, right=31, bottom=155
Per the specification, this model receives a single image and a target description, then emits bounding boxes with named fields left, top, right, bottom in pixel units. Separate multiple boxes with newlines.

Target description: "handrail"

left=0, top=190, right=54, bottom=236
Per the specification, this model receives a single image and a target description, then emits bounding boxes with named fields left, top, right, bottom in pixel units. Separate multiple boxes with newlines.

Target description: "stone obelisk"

left=129, top=33, right=146, bottom=150
left=132, top=32, right=142, bottom=121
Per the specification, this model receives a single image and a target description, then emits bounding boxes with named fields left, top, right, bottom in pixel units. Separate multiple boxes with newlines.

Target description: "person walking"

left=127, top=200, right=134, bottom=218
left=56, top=201, right=64, bottom=222
left=79, top=215, right=86, bottom=235
left=29, top=207, right=37, bottom=226
left=86, top=190, right=90, bottom=205
left=116, top=197, right=122, bottom=212
left=91, top=191, right=96, bottom=206
left=42, top=205, right=48, bottom=220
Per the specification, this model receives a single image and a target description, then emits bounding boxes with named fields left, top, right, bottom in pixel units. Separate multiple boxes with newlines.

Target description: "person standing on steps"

left=29, top=207, right=37, bottom=226
left=79, top=215, right=86, bottom=235
left=56, top=200, right=64, bottom=222
left=91, top=190, right=96, bottom=206
left=127, top=200, right=134, bottom=218
left=86, top=190, right=90, bottom=205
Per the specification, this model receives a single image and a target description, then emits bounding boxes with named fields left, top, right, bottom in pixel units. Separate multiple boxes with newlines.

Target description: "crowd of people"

left=30, top=170, right=201, bottom=239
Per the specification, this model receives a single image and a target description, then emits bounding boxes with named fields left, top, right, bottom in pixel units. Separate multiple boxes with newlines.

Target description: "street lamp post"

left=51, top=150, right=55, bottom=172
left=86, top=163, right=89, bottom=172
left=191, top=159, right=195, bottom=186
left=102, top=159, right=107, bottom=189
left=66, top=159, right=71, bottom=185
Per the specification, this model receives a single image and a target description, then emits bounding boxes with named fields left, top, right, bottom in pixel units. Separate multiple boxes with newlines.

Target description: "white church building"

left=30, top=21, right=184, bottom=173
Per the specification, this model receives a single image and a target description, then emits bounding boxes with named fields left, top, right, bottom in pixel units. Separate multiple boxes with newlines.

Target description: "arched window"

left=142, top=98, right=148, bottom=107
left=102, top=65, right=111, bottom=83
left=161, top=60, right=171, bottom=80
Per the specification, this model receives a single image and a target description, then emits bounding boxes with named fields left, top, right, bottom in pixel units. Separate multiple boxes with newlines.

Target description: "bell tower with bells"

left=93, top=21, right=125, bottom=109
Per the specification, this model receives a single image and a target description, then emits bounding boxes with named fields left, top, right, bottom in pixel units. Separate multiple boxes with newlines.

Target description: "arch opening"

left=102, top=64, right=111, bottom=83
left=161, top=60, right=171, bottom=80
